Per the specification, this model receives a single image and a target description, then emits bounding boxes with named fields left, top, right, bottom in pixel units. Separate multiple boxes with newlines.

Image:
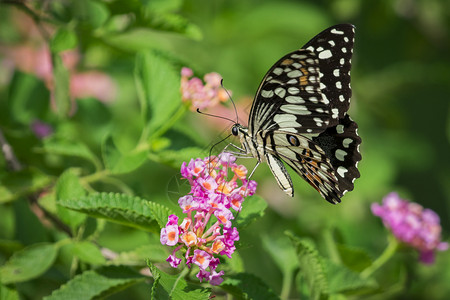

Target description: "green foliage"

left=43, top=266, right=144, bottom=300
left=0, top=0, right=449, bottom=299
left=148, top=261, right=211, bottom=300
left=0, top=243, right=58, bottom=284
left=58, top=193, right=174, bottom=233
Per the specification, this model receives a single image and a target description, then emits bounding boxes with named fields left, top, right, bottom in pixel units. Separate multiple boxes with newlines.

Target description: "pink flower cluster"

left=180, top=67, right=229, bottom=111
left=372, top=192, right=448, bottom=264
left=160, top=153, right=257, bottom=285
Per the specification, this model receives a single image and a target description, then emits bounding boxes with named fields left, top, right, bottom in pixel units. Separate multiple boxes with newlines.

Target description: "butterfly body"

left=229, top=24, right=362, bottom=204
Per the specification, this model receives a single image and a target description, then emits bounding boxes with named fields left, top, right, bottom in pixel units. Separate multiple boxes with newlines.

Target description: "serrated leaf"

left=0, top=243, right=58, bottom=284
left=43, top=266, right=144, bottom=300
left=0, top=168, right=52, bottom=203
left=43, top=137, right=101, bottom=170
left=73, top=241, right=106, bottom=265
left=235, top=195, right=267, bottom=229
left=52, top=55, right=71, bottom=117
left=337, top=244, right=373, bottom=273
left=325, top=260, right=378, bottom=295
left=291, top=237, right=328, bottom=300
left=148, top=262, right=211, bottom=300
left=50, top=28, right=78, bottom=53
left=102, top=135, right=147, bottom=174
left=134, top=51, right=181, bottom=132
left=0, top=284, right=20, bottom=300
left=221, top=273, right=280, bottom=300
left=55, top=170, right=87, bottom=230
left=58, top=193, right=175, bottom=233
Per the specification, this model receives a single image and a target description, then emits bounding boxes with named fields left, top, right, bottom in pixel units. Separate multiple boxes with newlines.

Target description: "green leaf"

left=43, top=137, right=102, bottom=170
left=50, top=28, right=78, bottom=53
left=43, top=266, right=144, bottom=300
left=262, top=234, right=298, bottom=275
left=336, top=244, right=373, bottom=273
left=58, top=193, right=175, bottom=233
left=325, top=260, right=378, bottom=295
left=0, top=284, right=20, bottom=300
left=291, top=236, right=328, bottom=300
left=0, top=243, right=58, bottom=284
left=148, top=262, right=211, bottom=300
left=236, top=195, right=267, bottom=229
left=109, top=244, right=168, bottom=266
left=55, top=170, right=87, bottom=230
left=134, top=51, right=181, bottom=133
left=73, top=241, right=106, bottom=265
left=102, top=135, right=147, bottom=174
left=7, top=72, right=50, bottom=124
left=153, top=147, right=205, bottom=168
left=221, top=273, right=280, bottom=300
left=72, top=0, right=109, bottom=28
left=52, top=55, right=71, bottom=118
left=0, top=168, right=53, bottom=203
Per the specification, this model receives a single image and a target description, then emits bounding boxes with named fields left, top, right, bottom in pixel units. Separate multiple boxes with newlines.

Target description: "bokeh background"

left=0, top=0, right=449, bottom=299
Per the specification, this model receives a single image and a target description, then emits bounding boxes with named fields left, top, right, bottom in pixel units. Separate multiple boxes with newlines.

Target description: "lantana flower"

left=372, top=192, right=448, bottom=264
left=160, top=153, right=257, bottom=285
left=180, top=67, right=229, bottom=111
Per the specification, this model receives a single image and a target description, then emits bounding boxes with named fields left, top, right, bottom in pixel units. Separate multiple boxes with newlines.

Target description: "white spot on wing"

left=337, top=166, right=348, bottom=177
left=318, top=50, right=333, bottom=59
left=280, top=104, right=311, bottom=115
left=274, top=87, right=286, bottom=98
left=287, top=70, right=302, bottom=78
left=336, top=124, right=344, bottom=134
left=285, top=95, right=305, bottom=103
left=273, top=68, right=283, bottom=75
left=261, top=90, right=274, bottom=98
left=343, top=138, right=353, bottom=148
left=331, top=28, right=344, bottom=35
left=335, top=149, right=347, bottom=161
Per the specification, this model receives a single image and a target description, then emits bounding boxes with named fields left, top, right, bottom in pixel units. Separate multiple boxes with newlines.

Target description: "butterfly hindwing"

left=263, top=130, right=342, bottom=203
left=312, top=114, right=361, bottom=195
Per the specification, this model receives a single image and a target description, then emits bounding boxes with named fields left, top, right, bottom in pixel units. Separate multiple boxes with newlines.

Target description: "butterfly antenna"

left=221, top=79, right=239, bottom=124
left=196, top=108, right=236, bottom=124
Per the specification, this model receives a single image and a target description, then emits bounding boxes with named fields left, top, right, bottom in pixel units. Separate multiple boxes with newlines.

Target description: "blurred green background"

left=0, top=0, right=449, bottom=299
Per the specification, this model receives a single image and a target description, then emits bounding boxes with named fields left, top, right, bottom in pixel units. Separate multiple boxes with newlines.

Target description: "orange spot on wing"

left=281, top=59, right=294, bottom=65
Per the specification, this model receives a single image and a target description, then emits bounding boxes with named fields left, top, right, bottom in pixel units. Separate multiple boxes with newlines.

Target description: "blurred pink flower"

left=0, top=10, right=117, bottom=115
left=372, top=192, right=448, bottom=264
left=180, top=67, right=229, bottom=111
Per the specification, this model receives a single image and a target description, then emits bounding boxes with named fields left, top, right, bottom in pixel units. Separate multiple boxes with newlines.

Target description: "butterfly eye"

left=287, top=134, right=300, bottom=146
left=232, top=126, right=239, bottom=136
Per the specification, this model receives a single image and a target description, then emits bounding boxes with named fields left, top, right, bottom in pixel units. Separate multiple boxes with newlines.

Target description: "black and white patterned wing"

left=263, top=116, right=361, bottom=203
left=248, top=49, right=332, bottom=136
left=302, top=24, right=355, bottom=125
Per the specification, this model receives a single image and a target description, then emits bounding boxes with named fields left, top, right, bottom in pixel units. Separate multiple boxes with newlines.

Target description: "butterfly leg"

left=247, top=161, right=260, bottom=179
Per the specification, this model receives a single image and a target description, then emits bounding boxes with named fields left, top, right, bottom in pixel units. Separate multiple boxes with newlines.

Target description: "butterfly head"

left=231, top=123, right=248, bottom=137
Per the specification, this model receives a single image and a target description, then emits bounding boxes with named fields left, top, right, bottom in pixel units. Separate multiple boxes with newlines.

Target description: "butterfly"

left=227, top=24, right=362, bottom=204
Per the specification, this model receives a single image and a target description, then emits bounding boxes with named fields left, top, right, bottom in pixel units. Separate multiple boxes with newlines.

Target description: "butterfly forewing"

left=302, top=24, right=355, bottom=124
left=248, top=49, right=332, bottom=136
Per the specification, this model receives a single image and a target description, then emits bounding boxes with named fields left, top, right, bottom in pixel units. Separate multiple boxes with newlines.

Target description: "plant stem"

left=280, top=270, right=292, bottom=300
left=361, top=235, right=399, bottom=279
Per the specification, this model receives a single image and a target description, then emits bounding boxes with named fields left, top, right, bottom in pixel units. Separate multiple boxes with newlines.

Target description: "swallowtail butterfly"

left=228, top=24, right=361, bottom=204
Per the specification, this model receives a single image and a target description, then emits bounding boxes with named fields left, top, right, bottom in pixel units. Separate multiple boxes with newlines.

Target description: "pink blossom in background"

left=180, top=67, right=229, bottom=111
left=0, top=10, right=117, bottom=115
left=372, top=192, right=448, bottom=264
left=31, top=120, right=53, bottom=139
left=160, top=153, right=257, bottom=285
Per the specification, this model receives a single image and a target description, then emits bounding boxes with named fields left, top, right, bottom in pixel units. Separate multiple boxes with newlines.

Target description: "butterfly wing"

left=248, top=24, right=355, bottom=136
left=248, top=49, right=332, bottom=136
left=263, top=117, right=361, bottom=204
